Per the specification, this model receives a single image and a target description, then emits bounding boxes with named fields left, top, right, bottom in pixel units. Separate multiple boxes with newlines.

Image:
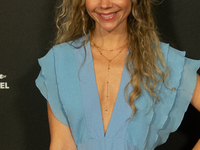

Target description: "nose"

left=100, top=0, right=112, bottom=9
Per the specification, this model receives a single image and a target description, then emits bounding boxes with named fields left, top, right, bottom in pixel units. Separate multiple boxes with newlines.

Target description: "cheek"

left=85, top=0, right=97, bottom=12
left=85, top=1, right=94, bottom=16
left=85, top=3, right=93, bottom=20
left=124, top=1, right=132, bottom=17
left=124, top=0, right=132, bottom=12
left=114, top=0, right=132, bottom=14
left=113, top=0, right=132, bottom=7
left=85, top=0, right=93, bottom=15
left=85, top=1, right=99, bottom=21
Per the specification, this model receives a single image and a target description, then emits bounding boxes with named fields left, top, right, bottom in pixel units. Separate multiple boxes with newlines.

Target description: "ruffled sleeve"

left=35, top=47, right=69, bottom=127
left=147, top=43, right=200, bottom=149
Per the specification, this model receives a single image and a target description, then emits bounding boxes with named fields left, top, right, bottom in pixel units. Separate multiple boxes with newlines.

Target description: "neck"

left=91, top=25, right=128, bottom=50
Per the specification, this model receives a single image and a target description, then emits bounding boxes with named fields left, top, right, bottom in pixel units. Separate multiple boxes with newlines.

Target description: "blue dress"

left=35, top=39, right=200, bottom=150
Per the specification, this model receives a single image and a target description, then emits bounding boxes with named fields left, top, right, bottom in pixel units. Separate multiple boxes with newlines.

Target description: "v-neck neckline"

left=88, top=41, right=127, bottom=137
left=77, top=40, right=132, bottom=139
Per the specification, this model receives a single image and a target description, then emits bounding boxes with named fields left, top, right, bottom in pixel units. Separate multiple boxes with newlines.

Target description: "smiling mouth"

left=100, top=12, right=117, bottom=18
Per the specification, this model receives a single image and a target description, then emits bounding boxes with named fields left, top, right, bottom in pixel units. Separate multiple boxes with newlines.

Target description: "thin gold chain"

left=96, top=46, right=124, bottom=62
left=92, top=41, right=127, bottom=51
left=93, top=42, right=127, bottom=116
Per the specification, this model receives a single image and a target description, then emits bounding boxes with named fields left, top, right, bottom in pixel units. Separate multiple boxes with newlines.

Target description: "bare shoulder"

left=191, top=74, right=200, bottom=112
left=47, top=102, right=77, bottom=150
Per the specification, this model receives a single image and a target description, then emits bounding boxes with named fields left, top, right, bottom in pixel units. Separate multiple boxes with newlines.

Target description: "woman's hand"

left=191, top=74, right=200, bottom=111
left=47, top=102, right=77, bottom=150
left=191, top=74, right=200, bottom=150
left=192, top=139, right=200, bottom=150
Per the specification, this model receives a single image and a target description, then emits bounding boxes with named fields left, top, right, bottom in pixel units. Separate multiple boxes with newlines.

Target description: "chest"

left=91, top=47, right=128, bottom=135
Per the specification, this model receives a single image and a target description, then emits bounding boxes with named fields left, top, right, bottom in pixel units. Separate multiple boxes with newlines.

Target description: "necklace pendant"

left=105, top=110, right=108, bottom=114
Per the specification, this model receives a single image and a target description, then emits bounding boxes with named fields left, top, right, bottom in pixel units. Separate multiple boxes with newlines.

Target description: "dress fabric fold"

left=35, top=39, right=200, bottom=150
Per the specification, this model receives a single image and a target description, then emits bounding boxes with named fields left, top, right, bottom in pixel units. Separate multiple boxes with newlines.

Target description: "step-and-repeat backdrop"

left=0, top=1, right=199, bottom=150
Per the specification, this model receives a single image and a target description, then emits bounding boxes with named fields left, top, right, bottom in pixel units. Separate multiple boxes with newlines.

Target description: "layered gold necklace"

left=91, top=41, right=127, bottom=115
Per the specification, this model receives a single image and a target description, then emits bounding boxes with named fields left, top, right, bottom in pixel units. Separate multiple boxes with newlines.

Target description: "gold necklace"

left=93, top=42, right=127, bottom=115
left=92, top=41, right=127, bottom=51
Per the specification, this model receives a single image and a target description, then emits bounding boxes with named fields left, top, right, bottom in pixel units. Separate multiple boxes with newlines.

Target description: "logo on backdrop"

left=0, top=74, right=10, bottom=89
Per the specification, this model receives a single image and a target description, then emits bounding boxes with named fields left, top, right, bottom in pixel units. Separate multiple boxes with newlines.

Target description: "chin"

left=101, top=24, right=118, bottom=32
left=104, top=28, right=115, bottom=32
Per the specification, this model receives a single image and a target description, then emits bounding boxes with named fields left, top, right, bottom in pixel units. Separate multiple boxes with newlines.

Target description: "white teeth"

left=100, top=13, right=116, bottom=18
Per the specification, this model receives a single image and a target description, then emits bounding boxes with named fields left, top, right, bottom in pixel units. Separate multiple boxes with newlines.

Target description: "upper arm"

left=47, top=102, right=77, bottom=150
left=191, top=74, right=200, bottom=111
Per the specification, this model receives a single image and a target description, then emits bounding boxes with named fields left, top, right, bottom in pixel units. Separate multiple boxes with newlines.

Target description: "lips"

left=98, top=12, right=118, bottom=21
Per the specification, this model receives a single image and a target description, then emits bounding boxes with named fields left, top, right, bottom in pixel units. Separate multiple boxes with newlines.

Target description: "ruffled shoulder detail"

left=145, top=43, right=200, bottom=149
left=35, top=43, right=88, bottom=145
left=125, top=43, right=200, bottom=149
left=35, top=43, right=72, bottom=126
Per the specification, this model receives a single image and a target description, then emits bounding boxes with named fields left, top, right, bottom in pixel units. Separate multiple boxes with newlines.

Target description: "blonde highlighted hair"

left=54, top=0, right=169, bottom=117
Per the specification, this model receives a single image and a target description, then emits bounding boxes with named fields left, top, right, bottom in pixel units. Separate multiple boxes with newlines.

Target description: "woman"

left=36, top=0, right=200, bottom=149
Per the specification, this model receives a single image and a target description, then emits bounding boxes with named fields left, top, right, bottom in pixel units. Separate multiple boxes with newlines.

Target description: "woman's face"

left=86, top=0, right=132, bottom=33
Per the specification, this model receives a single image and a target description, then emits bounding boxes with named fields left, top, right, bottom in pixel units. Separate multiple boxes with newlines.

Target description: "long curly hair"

left=54, top=0, right=170, bottom=117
